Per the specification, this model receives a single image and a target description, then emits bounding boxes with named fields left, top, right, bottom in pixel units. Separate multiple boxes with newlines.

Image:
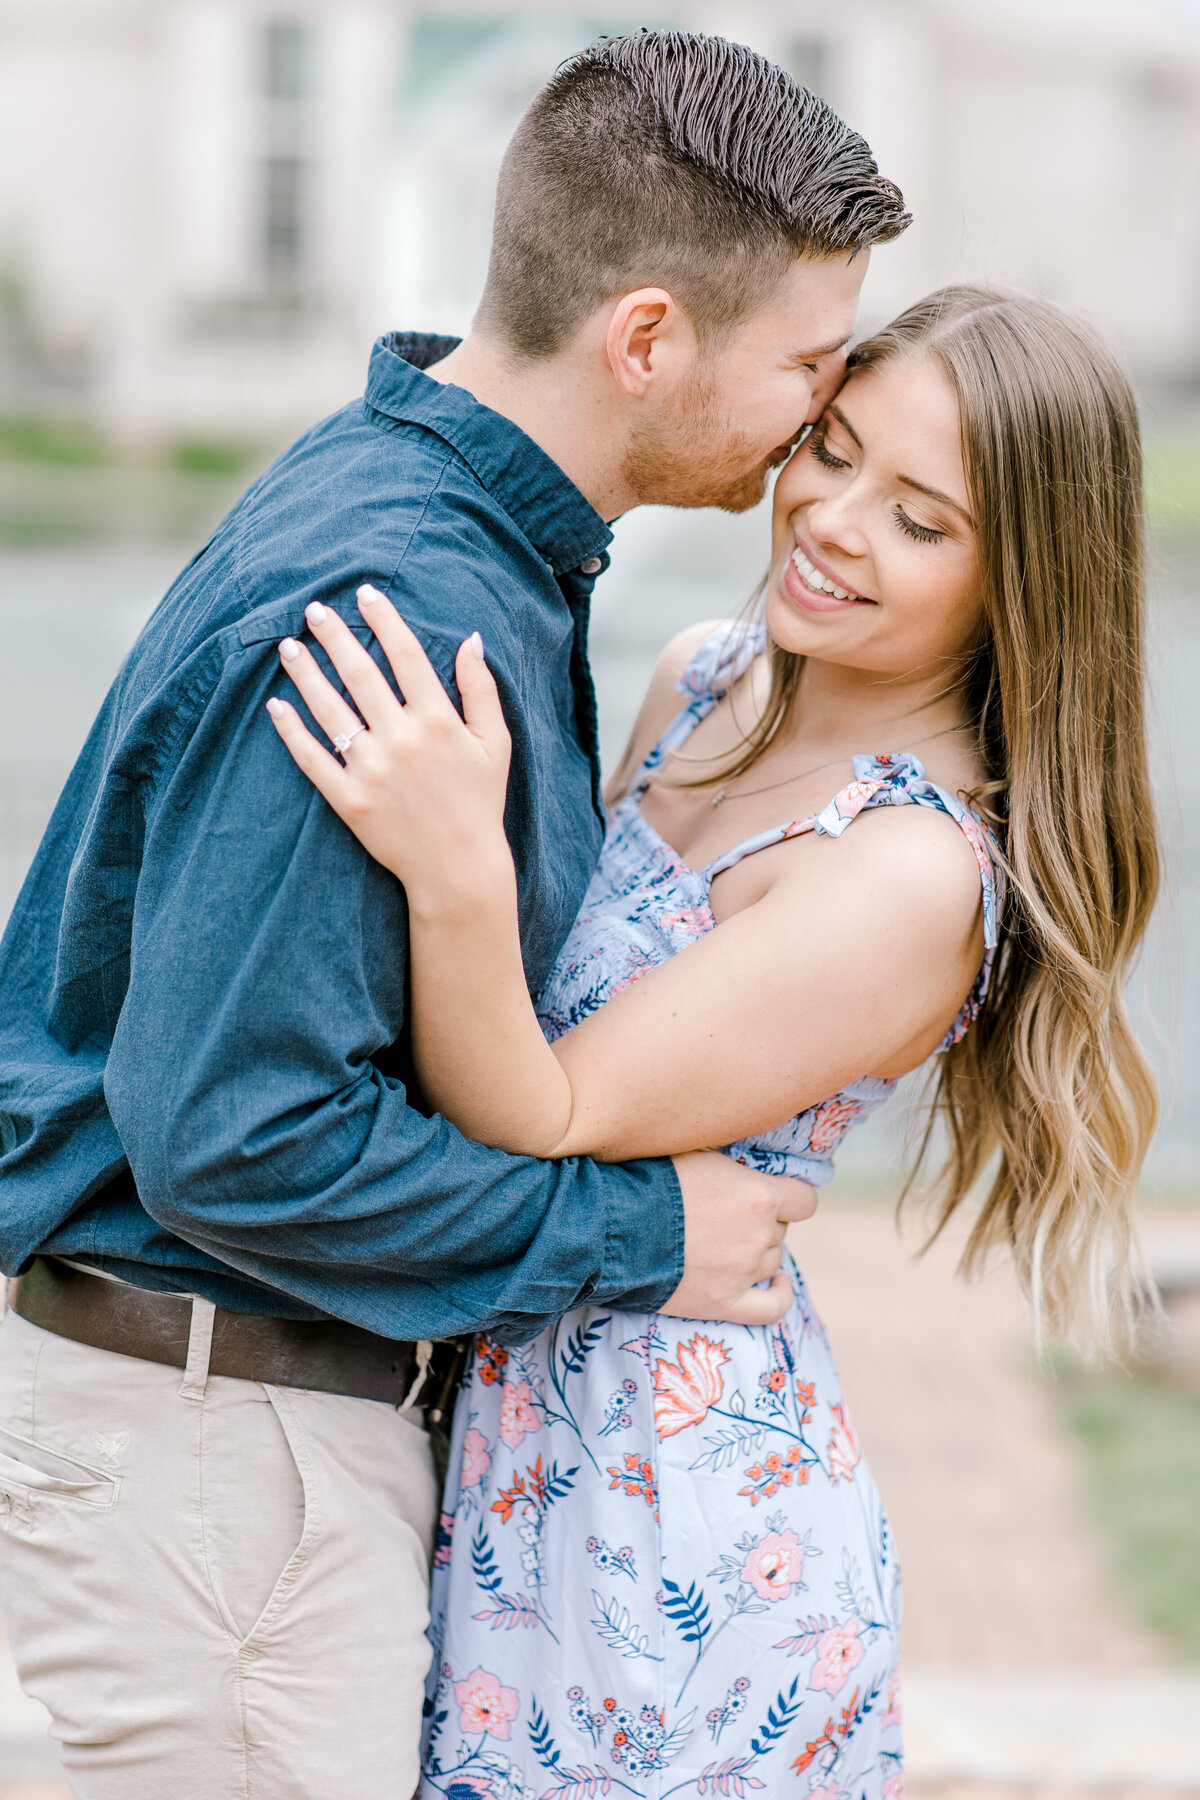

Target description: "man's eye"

left=808, top=434, right=849, bottom=472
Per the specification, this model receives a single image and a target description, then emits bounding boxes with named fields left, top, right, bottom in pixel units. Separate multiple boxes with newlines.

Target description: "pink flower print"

left=460, top=1427, right=491, bottom=1489
left=741, top=1528, right=807, bottom=1602
left=659, top=904, right=713, bottom=938
left=808, top=1095, right=863, bottom=1156
left=833, top=777, right=886, bottom=823
left=433, top=1510, right=454, bottom=1569
left=882, top=1670, right=903, bottom=1729
left=958, top=811, right=994, bottom=883
left=808, top=1787, right=840, bottom=1800
left=498, top=1381, right=539, bottom=1450
left=808, top=1618, right=865, bottom=1695
left=652, top=1334, right=730, bottom=1439
left=610, top=948, right=656, bottom=996
left=883, top=1778, right=904, bottom=1800
left=827, top=1403, right=861, bottom=1483
left=453, top=1666, right=520, bottom=1739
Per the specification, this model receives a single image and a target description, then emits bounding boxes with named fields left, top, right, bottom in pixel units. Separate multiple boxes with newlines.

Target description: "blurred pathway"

left=790, top=1192, right=1200, bottom=1793
left=789, top=1193, right=1160, bottom=1672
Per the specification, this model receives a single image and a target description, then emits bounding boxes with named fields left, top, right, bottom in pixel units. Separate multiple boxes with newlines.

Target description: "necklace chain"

left=707, top=724, right=963, bottom=808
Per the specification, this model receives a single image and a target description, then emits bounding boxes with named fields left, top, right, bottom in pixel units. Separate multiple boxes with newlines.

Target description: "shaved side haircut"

left=476, top=31, right=911, bottom=359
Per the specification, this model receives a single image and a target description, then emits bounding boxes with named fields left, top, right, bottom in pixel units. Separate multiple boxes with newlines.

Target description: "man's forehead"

left=764, top=251, right=866, bottom=339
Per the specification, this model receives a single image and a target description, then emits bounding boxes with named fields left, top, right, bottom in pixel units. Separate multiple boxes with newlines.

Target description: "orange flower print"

left=827, top=1403, right=861, bottom=1483
left=652, top=1333, right=730, bottom=1439
left=741, top=1528, right=808, bottom=1602
left=475, top=1339, right=508, bottom=1386
left=606, top=1451, right=659, bottom=1515
left=498, top=1380, right=539, bottom=1450
left=808, top=1618, right=865, bottom=1695
left=881, top=1670, right=903, bottom=1729
left=739, top=1445, right=806, bottom=1506
left=808, top=1095, right=863, bottom=1156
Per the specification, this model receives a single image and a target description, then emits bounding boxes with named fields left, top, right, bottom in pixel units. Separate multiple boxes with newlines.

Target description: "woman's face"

left=766, top=353, right=984, bottom=680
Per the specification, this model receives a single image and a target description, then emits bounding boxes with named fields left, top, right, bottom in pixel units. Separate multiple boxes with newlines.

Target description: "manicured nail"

left=266, top=696, right=286, bottom=717
left=358, top=584, right=382, bottom=606
left=469, top=632, right=484, bottom=660
left=279, top=638, right=301, bottom=663
left=306, top=602, right=327, bottom=626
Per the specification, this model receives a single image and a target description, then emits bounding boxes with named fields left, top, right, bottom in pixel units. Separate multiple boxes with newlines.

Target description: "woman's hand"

left=266, top=585, right=514, bottom=916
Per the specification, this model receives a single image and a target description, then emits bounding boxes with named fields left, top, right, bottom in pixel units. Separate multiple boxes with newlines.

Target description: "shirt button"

left=580, top=556, right=603, bottom=575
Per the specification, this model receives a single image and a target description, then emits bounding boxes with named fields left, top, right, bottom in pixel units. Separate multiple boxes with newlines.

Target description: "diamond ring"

left=332, top=723, right=367, bottom=755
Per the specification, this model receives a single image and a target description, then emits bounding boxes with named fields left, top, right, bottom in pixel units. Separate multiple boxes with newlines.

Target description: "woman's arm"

left=270, top=590, right=985, bottom=1160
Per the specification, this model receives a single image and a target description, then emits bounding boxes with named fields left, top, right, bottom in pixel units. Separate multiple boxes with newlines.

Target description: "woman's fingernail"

left=358, top=584, right=381, bottom=606
left=279, top=638, right=301, bottom=663
left=306, top=602, right=327, bottom=626
left=266, top=697, right=286, bottom=717
left=469, top=632, right=484, bottom=661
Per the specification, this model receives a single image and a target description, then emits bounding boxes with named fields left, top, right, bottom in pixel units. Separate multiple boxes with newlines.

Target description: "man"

left=0, top=30, right=908, bottom=1800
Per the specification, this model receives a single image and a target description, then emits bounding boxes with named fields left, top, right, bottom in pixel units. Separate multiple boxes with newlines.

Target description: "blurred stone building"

left=1, top=0, right=1199, bottom=445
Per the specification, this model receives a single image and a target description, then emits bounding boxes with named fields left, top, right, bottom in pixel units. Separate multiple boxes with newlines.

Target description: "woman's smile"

left=782, top=533, right=872, bottom=615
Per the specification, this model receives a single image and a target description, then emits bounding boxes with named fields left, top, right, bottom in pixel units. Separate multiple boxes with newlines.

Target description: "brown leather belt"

left=9, top=1258, right=465, bottom=1414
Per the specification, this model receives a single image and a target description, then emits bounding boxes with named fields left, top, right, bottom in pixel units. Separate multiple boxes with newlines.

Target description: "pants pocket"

left=0, top=1423, right=119, bottom=1516
left=199, top=1381, right=309, bottom=1646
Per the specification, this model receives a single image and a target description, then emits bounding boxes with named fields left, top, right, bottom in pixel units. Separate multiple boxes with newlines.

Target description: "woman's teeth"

left=791, top=546, right=859, bottom=601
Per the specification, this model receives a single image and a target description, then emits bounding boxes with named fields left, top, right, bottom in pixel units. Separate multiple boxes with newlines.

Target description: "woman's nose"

left=806, top=494, right=867, bottom=559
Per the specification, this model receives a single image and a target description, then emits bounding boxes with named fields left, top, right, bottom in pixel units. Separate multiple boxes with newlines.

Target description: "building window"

left=263, top=155, right=305, bottom=276
left=264, top=20, right=311, bottom=103
left=790, top=37, right=831, bottom=101
left=259, top=20, right=314, bottom=290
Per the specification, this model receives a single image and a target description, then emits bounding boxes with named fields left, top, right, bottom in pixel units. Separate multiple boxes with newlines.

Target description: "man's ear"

left=605, top=289, right=696, bottom=398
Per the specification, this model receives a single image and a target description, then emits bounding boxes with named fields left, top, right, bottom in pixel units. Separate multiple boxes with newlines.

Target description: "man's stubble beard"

left=620, top=364, right=774, bottom=514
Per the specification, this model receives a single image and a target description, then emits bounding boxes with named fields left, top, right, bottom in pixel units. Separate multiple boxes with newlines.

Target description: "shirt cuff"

left=593, top=1155, right=684, bottom=1314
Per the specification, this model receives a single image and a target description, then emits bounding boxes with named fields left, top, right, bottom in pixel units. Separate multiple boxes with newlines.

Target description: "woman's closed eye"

left=893, top=506, right=947, bottom=545
left=807, top=430, right=849, bottom=472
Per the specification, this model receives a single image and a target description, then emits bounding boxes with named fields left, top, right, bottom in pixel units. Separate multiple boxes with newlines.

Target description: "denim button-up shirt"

left=0, top=332, right=684, bottom=1343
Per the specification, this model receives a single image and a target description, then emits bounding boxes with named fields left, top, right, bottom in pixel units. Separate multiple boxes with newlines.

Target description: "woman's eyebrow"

left=825, top=403, right=862, bottom=447
left=898, top=474, right=974, bottom=528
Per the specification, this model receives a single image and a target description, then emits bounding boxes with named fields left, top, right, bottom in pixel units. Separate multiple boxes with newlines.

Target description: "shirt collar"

left=365, top=332, right=613, bottom=577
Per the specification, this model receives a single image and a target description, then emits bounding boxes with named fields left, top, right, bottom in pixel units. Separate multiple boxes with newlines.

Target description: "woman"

left=268, top=287, right=1159, bottom=1799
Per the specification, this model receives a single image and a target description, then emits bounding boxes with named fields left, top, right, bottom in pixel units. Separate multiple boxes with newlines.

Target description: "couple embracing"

left=0, top=30, right=1158, bottom=1800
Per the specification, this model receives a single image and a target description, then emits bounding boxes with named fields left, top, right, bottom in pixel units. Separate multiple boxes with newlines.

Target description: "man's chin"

left=636, top=461, right=772, bottom=514
left=712, top=465, right=773, bottom=513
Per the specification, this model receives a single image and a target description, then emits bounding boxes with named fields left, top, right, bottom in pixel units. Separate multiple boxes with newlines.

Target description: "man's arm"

left=101, top=618, right=688, bottom=1344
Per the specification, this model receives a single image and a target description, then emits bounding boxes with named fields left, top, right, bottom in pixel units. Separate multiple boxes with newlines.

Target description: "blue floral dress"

left=419, top=624, right=1001, bottom=1800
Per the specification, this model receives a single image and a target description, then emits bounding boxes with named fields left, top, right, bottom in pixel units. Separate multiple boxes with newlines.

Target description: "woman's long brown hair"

left=689, top=287, right=1161, bottom=1353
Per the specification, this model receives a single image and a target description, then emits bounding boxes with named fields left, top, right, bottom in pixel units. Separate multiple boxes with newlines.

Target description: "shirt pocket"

left=0, top=1425, right=119, bottom=1512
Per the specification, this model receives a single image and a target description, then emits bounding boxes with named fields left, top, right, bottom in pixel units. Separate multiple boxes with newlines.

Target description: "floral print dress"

left=419, top=623, right=1001, bottom=1800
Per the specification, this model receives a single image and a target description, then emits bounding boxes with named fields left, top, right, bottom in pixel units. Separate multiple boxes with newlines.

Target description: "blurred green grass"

left=2, top=413, right=1199, bottom=547
left=1059, top=1367, right=1200, bottom=1659
left=0, top=421, right=271, bottom=547
left=1145, top=435, right=1200, bottom=535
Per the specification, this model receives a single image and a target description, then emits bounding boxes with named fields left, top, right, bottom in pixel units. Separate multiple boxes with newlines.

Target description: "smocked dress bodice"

left=534, top=621, right=1002, bottom=1185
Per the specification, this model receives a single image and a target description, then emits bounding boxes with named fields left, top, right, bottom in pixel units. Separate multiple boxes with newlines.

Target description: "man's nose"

left=804, top=350, right=849, bottom=424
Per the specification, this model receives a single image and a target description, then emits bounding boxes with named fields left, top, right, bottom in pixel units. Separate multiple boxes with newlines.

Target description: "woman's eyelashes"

left=807, top=431, right=849, bottom=472
left=808, top=429, right=950, bottom=546
left=894, top=507, right=947, bottom=545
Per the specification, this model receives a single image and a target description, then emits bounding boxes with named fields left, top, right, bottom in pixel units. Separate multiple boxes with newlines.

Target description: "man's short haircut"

left=476, top=31, right=911, bottom=359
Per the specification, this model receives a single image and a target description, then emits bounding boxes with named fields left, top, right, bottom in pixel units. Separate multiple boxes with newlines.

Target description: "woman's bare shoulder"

left=604, top=618, right=731, bottom=803
left=760, top=797, right=988, bottom=962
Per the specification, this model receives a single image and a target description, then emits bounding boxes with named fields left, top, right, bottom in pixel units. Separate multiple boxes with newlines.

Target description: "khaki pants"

left=0, top=1303, right=439, bottom=1799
